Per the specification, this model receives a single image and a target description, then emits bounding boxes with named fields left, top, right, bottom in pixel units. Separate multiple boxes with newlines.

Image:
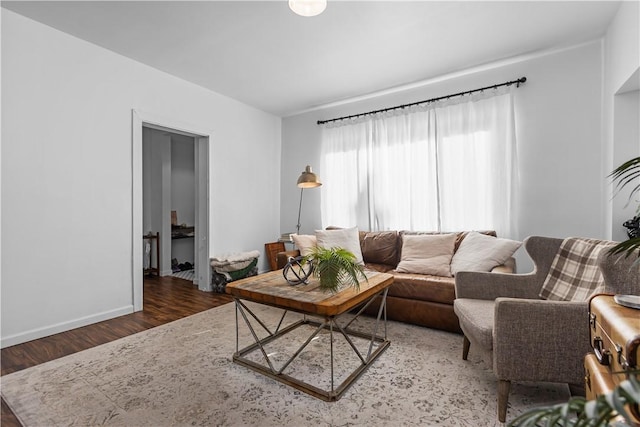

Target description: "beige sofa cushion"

left=315, top=227, right=364, bottom=264
left=451, top=231, right=521, bottom=275
left=396, top=233, right=456, bottom=277
left=291, top=234, right=316, bottom=257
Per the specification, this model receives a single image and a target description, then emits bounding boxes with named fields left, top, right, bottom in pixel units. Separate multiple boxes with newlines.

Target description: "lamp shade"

left=297, top=165, right=322, bottom=188
left=289, top=0, right=327, bottom=17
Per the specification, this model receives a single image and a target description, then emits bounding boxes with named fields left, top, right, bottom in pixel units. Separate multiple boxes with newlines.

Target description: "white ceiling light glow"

left=289, top=0, right=327, bottom=17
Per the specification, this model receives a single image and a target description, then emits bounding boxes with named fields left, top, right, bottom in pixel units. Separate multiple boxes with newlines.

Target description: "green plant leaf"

left=303, top=246, right=368, bottom=293
left=607, top=238, right=640, bottom=261
left=609, top=157, right=640, bottom=201
left=615, top=377, right=640, bottom=425
left=508, top=370, right=640, bottom=426
left=608, top=156, right=640, bottom=259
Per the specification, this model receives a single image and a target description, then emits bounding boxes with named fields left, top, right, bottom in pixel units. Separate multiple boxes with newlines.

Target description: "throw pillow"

left=362, top=231, right=399, bottom=265
left=400, top=230, right=497, bottom=253
left=455, top=230, right=497, bottom=252
left=539, top=237, right=617, bottom=301
left=450, top=231, right=521, bottom=276
left=315, top=227, right=364, bottom=264
left=291, top=234, right=317, bottom=257
left=396, top=233, right=457, bottom=277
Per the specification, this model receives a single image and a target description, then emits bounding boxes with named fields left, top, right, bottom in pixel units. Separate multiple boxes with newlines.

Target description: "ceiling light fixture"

left=289, top=0, right=327, bottom=17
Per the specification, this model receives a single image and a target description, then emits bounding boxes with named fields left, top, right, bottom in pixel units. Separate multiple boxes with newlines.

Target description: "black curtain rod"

left=317, top=77, right=527, bottom=125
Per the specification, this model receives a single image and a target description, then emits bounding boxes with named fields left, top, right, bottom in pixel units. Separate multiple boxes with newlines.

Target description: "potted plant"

left=508, top=373, right=639, bottom=426
left=303, top=246, right=368, bottom=293
left=609, top=156, right=640, bottom=260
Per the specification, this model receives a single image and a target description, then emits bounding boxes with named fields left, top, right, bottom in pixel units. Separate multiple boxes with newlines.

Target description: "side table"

left=264, top=241, right=285, bottom=271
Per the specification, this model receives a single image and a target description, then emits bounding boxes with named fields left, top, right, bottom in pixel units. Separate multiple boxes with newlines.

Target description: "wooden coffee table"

left=225, top=269, right=394, bottom=401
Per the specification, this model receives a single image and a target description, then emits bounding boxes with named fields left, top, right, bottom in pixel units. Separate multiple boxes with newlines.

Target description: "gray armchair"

left=453, top=235, right=639, bottom=423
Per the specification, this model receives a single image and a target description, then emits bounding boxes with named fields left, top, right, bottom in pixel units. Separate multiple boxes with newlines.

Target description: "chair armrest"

left=455, top=271, right=541, bottom=300
left=598, top=249, right=640, bottom=295
left=491, top=257, right=516, bottom=274
left=493, top=298, right=591, bottom=385
left=276, top=250, right=301, bottom=270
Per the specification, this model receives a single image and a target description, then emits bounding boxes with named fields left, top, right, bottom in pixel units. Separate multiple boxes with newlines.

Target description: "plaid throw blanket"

left=539, top=237, right=617, bottom=301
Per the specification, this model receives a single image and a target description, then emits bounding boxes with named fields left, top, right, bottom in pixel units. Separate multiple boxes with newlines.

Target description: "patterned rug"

left=1, top=302, right=570, bottom=426
left=171, top=268, right=195, bottom=282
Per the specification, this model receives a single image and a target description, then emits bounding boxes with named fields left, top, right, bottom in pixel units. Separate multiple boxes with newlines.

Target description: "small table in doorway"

left=225, top=269, right=394, bottom=401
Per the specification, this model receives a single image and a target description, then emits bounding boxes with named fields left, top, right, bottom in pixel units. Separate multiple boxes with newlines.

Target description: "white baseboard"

left=1, top=305, right=134, bottom=349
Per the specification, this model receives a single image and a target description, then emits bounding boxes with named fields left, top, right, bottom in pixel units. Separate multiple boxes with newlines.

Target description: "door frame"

left=132, top=110, right=213, bottom=311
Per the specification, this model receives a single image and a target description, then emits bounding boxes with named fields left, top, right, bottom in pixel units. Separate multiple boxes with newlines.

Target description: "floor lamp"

left=296, top=165, right=322, bottom=235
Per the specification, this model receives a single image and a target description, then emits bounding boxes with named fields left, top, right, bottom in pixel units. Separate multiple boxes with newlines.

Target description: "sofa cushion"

left=388, top=273, right=456, bottom=305
left=455, top=230, right=497, bottom=252
left=539, top=237, right=617, bottom=301
left=361, top=231, right=399, bottom=265
left=315, top=227, right=364, bottom=264
left=400, top=230, right=449, bottom=237
left=451, top=232, right=521, bottom=276
left=291, top=234, right=316, bottom=257
left=396, top=233, right=456, bottom=277
left=400, top=230, right=497, bottom=253
left=363, top=262, right=396, bottom=273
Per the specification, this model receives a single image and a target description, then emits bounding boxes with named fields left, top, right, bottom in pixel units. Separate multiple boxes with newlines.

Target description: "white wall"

left=604, top=2, right=640, bottom=95
left=282, top=41, right=606, bottom=272
left=611, top=90, right=640, bottom=241
left=603, top=1, right=640, bottom=241
left=142, top=128, right=174, bottom=276
left=1, top=10, right=281, bottom=347
left=171, top=134, right=196, bottom=230
left=170, top=133, right=196, bottom=266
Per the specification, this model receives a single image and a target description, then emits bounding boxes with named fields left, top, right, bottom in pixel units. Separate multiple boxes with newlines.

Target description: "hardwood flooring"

left=1, top=275, right=233, bottom=427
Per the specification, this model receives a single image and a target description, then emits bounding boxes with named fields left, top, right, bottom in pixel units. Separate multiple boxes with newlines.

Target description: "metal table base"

left=232, top=288, right=389, bottom=401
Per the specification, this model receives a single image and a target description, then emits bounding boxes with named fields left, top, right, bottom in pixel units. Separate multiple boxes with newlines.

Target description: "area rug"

left=171, top=269, right=195, bottom=282
left=1, top=302, right=570, bottom=426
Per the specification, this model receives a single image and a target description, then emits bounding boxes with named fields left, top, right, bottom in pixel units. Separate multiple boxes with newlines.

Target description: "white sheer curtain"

left=320, top=88, right=518, bottom=238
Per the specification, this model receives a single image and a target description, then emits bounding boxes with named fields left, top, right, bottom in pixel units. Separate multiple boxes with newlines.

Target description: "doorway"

left=143, top=129, right=196, bottom=280
left=132, top=110, right=212, bottom=312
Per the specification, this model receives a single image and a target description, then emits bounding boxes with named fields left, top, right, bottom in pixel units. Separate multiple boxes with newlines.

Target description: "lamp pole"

left=296, top=187, right=304, bottom=235
left=295, top=165, right=321, bottom=235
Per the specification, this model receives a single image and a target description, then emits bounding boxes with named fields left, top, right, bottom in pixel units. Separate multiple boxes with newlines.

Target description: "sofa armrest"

left=455, top=271, right=541, bottom=300
left=493, top=298, right=591, bottom=386
left=276, top=250, right=301, bottom=270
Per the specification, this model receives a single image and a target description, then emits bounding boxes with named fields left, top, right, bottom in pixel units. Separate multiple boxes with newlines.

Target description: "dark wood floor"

left=1, top=275, right=233, bottom=427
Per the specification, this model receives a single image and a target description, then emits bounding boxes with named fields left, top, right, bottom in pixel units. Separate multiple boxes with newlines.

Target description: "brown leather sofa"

left=276, top=230, right=515, bottom=333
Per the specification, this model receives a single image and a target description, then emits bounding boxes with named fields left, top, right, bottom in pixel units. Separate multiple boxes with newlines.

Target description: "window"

left=320, top=89, right=517, bottom=238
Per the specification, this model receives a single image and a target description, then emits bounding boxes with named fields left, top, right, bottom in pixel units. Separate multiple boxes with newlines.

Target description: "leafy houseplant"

left=302, top=246, right=368, bottom=293
left=609, top=156, right=640, bottom=259
left=508, top=373, right=640, bottom=427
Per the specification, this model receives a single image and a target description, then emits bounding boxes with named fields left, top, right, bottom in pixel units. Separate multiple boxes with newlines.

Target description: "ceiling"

left=2, top=1, right=622, bottom=117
